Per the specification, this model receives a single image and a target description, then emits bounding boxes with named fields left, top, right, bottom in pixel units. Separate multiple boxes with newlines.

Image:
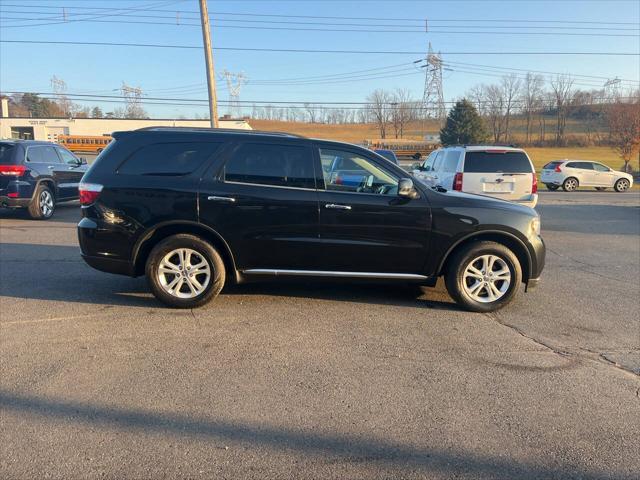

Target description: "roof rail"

left=134, top=126, right=306, bottom=138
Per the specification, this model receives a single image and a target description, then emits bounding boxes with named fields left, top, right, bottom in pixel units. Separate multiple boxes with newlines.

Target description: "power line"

left=2, top=40, right=637, bottom=56
left=1, top=4, right=637, bottom=26
left=1, top=14, right=637, bottom=36
left=5, top=91, right=636, bottom=106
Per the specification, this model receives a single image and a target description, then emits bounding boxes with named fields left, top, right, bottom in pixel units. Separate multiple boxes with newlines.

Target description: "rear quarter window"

left=0, top=143, right=17, bottom=163
left=463, top=151, right=533, bottom=173
left=117, top=142, right=221, bottom=176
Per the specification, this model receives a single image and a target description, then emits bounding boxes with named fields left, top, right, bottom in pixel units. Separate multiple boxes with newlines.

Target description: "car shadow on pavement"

left=537, top=204, right=640, bottom=236
left=0, top=242, right=457, bottom=312
left=0, top=203, right=81, bottom=224
left=0, top=390, right=628, bottom=480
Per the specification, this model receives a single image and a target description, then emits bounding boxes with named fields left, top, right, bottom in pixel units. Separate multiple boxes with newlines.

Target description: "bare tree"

left=607, top=98, right=640, bottom=173
left=501, top=74, right=521, bottom=142
left=303, top=103, right=319, bottom=123
left=521, top=73, right=545, bottom=144
left=550, top=74, right=575, bottom=145
left=484, top=84, right=505, bottom=143
left=390, top=88, right=416, bottom=139
left=366, top=89, right=392, bottom=139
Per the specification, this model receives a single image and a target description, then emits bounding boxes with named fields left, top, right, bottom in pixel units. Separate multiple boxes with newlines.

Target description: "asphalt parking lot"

left=1, top=191, right=639, bottom=479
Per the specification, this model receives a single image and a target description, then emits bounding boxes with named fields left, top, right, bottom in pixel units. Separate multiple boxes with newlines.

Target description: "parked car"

left=540, top=160, right=633, bottom=192
left=412, top=146, right=538, bottom=208
left=78, top=128, right=545, bottom=312
left=0, top=139, right=88, bottom=219
left=373, top=149, right=399, bottom=165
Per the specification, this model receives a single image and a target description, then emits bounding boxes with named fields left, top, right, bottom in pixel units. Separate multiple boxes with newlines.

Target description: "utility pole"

left=198, top=0, right=219, bottom=128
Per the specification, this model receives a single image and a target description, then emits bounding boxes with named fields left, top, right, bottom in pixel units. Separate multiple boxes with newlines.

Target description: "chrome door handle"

left=207, top=195, right=236, bottom=203
left=325, top=203, right=351, bottom=210
left=48, top=165, right=55, bottom=169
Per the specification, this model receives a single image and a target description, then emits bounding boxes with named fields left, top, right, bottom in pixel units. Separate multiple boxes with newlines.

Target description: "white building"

left=0, top=100, right=252, bottom=141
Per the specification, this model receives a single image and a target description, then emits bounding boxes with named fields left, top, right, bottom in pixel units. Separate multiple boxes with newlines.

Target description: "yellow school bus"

left=58, top=135, right=112, bottom=153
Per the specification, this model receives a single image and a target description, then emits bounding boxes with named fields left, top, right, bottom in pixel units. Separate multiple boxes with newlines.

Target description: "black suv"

left=0, top=140, right=88, bottom=219
left=78, top=128, right=544, bottom=312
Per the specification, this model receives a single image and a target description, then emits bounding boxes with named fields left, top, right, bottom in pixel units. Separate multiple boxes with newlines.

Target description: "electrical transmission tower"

left=422, top=42, right=446, bottom=122
left=50, top=75, right=71, bottom=116
left=220, top=70, right=247, bottom=118
left=120, top=82, right=144, bottom=118
left=604, top=78, right=622, bottom=100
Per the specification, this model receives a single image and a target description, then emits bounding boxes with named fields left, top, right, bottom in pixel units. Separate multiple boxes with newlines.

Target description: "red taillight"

left=532, top=173, right=538, bottom=194
left=554, top=164, right=562, bottom=173
left=453, top=172, right=463, bottom=191
left=7, top=192, right=19, bottom=198
left=79, top=183, right=103, bottom=205
left=0, top=165, right=27, bottom=176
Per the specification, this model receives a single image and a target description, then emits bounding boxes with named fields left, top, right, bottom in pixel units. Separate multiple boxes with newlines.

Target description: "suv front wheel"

left=146, top=234, right=226, bottom=308
left=445, top=241, right=522, bottom=312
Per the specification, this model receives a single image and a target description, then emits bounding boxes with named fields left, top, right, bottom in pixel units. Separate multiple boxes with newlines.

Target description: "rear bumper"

left=81, top=253, right=135, bottom=276
left=78, top=216, right=136, bottom=276
left=0, top=195, right=30, bottom=208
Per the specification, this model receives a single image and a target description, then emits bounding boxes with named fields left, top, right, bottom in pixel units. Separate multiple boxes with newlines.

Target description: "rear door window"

left=566, top=162, right=593, bottom=170
left=441, top=151, right=461, bottom=173
left=224, top=143, right=315, bottom=189
left=118, top=142, right=221, bottom=176
left=463, top=151, right=532, bottom=173
left=26, top=145, right=61, bottom=164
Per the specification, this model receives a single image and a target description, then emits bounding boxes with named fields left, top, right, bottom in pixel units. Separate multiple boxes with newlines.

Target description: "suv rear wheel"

left=562, top=177, right=579, bottom=192
left=445, top=241, right=522, bottom=312
left=145, top=234, right=226, bottom=308
left=28, top=184, right=55, bottom=220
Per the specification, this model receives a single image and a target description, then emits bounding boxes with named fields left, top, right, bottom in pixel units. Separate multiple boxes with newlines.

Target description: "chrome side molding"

left=242, top=269, right=428, bottom=280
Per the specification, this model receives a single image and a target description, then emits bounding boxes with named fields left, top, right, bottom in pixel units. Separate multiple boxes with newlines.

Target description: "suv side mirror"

left=398, top=178, right=419, bottom=199
left=80, top=157, right=87, bottom=165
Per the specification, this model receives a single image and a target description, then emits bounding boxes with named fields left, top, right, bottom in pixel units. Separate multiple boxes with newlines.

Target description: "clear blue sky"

left=1, top=0, right=638, bottom=118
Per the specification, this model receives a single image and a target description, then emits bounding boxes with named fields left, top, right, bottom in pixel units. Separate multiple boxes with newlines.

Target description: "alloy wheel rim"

left=158, top=248, right=211, bottom=299
left=462, top=254, right=511, bottom=303
left=40, top=190, right=54, bottom=217
left=617, top=180, right=629, bottom=191
left=566, top=179, right=577, bottom=190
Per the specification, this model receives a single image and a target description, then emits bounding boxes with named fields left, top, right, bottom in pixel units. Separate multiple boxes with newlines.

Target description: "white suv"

left=412, top=146, right=538, bottom=208
left=540, top=160, right=633, bottom=192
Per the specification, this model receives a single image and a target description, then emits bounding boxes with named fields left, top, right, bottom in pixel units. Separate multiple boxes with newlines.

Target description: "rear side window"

left=463, top=151, right=532, bottom=173
left=441, top=151, right=461, bottom=173
left=0, top=143, right=16, bottom=163
left=224, top=143, right=315, bottom=189
left=566, top=162, right=593, bottom=170
left=118, top=142, right=220, bottom=176
left=26, top=145, right=61, bottom=164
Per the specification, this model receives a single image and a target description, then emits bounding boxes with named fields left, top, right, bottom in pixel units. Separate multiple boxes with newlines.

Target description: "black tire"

left=614, top=178, right=630, bottom=193
left=545, top=184, right=560, bottom=191
left=444, top=241, right=523, bottom=313
left=595, top=187, right=607, bottom=191
left=145, top=234, right=226, bottom=308
left=27, top=184, right=55, bottom=220
left=562, top=177, right=579, bottom=192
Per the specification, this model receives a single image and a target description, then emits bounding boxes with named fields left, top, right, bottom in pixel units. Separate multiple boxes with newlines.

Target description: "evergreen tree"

left=439, top=99, right=488, bottom=145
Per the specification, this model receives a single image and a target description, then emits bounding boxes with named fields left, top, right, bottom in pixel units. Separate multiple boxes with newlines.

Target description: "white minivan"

left=412, top=146, right=538, bottom=208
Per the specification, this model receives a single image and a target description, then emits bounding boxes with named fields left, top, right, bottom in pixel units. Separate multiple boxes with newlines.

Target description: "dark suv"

left=0, top=140, right=88, bottom=219
left=78, top=128, right=544, bottom=312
